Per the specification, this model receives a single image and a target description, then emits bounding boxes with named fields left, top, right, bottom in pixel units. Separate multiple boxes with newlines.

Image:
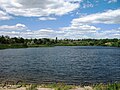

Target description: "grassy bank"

left=1, top=82, right=120, bottom=90
left=94, top=83, right=120, bottom=90
left=0, top=44, right=120, bottom=50
left=0, top=44, right=28, bottom=49
left=40, top=83, right=120, bottom=90
left=0, top=44, right=54, bottom=49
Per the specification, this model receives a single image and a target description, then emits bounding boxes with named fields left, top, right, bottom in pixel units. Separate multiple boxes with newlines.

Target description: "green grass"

left=94, top=83, right=120, bottom=90
left=0, top=44, right=28, bottom=49
left=0, top=44, right=54, bottom=49
left=1, top=82, right=120, bottom=90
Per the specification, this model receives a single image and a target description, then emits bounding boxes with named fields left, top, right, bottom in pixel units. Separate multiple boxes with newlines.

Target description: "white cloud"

left=0, top=23, right=27, bottom=31
left=57, top=9, right=120, bottom=39
left=65, top=0, right=82, bottom=2
left=59, top=24, right=100, bottom=39
left=0, top=23, right=119, bottom=39
left=0, top=10, right=12, bottom=20
left=61, top=24, right=100, bottom=31
left=1, top=28, right=119, bottom=39
left=82, top=3, right=94, bottom=8
left=0, top=0, right=80, bottom=17
left=38, top=17, right=56, bottom=21
left=92, top=28, right=120, bottom=39
left=65, top=0, right=82, bottom=3
left=107, top=0, right=117, bottom=3
left=59, top=11, right=101, bottom=38
left=58, top=27, right=120, bottom=39
left=0, top=24, right=57, bottom=38
left=82, top=1, right=94, bottom=8
left=22, top=29, right=57, bottom=38
left=72, top=9, right=120, bottom=24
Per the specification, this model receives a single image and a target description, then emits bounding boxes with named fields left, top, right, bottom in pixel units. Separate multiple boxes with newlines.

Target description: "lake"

left=0, top=46, right=120, bottom=84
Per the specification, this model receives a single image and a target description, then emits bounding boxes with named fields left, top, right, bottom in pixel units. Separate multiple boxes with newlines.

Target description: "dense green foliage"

left=0, top=35, right=120, bottom=49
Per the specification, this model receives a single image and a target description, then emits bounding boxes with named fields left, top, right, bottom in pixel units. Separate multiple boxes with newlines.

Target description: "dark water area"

left=0, top=46, right=120, bottom=85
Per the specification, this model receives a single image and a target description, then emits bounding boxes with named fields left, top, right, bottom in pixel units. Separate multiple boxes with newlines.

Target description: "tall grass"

left=94, top=83, right=120, bottom=90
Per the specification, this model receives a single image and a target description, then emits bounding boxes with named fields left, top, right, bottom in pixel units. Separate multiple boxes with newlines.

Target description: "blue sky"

left=0, top=0, right=120, bottom=39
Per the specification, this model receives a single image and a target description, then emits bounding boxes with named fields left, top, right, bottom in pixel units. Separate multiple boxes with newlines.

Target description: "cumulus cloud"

left=107, top=0, right=117, bottom=3
left=65, top=0, right=82, bottom=3
left=0, top=23, right=58, bottom=38
left=61, top=24, right=100, bottom=32
left=59, top=24, right=100, bottom=39
left=92, top=28, right=120, bottom=39
left=59, top=27, right=120, bottom=39
left=0, top=10, right=12, bottom=20
left=57, top=8, right=120, bottom=39
left=72, top=9, right=120, bottom=24
left=0, top=23, right=119, bottom=39
left=1, top=28, right=119, bottom=39
left=0, top=0, right=80, bottom=17
left=0, top=23, right=27, bottom=31
left=59, top=13, right=101, bottom=39
left=22, top=29, right=57, bottom=38
left=38, top=17, right=56, bottom=21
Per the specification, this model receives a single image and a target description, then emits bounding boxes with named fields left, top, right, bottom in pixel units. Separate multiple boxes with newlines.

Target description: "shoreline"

left=0, top=82, right=120, bottom=90
left=0, top=44, right=119, bottom=50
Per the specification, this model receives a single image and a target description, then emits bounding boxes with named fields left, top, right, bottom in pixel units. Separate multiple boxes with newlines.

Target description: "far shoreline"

left=0, top=44, right=120, bottom=50
left=0, top=36, right=120, bottom=50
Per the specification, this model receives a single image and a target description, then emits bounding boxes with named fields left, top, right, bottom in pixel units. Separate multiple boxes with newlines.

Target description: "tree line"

left=0, top=35, right=120, bottom=49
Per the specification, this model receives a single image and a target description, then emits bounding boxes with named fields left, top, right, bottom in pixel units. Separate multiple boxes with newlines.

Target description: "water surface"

left=0, top=46, right=120, bottom=84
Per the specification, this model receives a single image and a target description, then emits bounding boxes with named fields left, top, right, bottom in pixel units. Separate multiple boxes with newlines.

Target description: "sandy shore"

left=0, top=86, right=93, bottom=90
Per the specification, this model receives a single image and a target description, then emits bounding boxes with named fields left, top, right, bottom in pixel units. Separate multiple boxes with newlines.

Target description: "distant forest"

left=0, top=35, right=120, bottom=49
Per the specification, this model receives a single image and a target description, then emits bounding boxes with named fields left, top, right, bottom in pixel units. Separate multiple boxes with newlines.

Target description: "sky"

left=0, top=0, right=120, bottom=39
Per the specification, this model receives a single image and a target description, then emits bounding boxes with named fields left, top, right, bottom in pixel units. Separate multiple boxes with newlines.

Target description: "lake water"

left=0, top=46, right=120, bottom=84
